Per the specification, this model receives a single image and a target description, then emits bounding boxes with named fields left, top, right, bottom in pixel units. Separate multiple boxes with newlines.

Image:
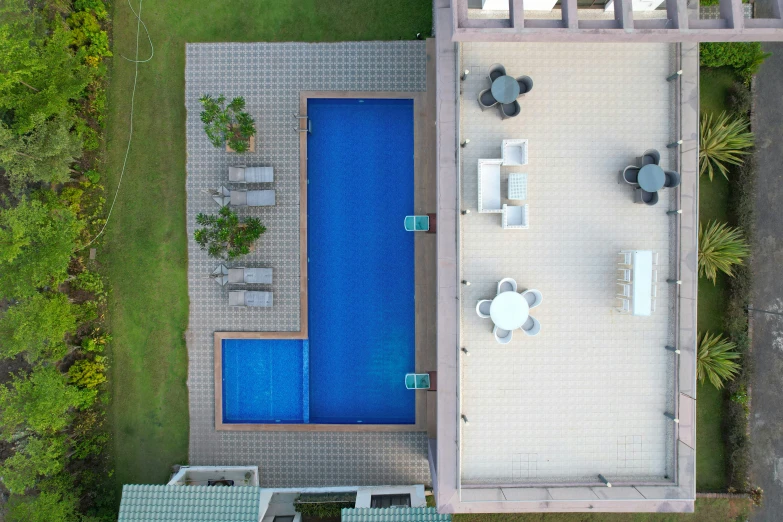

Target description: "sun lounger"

left=228, top=290, right=273, bottom=307
left=212, top=265, right=272, bottom=285
left=228, top=166, right=274, bottom=183
left=213, top=186, right=276, bottom=207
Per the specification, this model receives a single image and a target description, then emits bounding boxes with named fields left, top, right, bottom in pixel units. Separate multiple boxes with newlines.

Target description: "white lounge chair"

left=493, top=324, right=513, bottom=344
left=228, top=166, right=274, bottom=183
left=521, top=289, right=543, bottom=308
left=520, top=315, right=541, bottom=336
left=212, top=265, right=273, bottom=286
left=228, top=290, right=273, bottom=307
left=501, top=139, right=528, bottom=166
left=213, top=186, right=276, bottom=207
left=497, top=277, right=517, bottom=295
left=476, top=300, right=492, bottom=318
left=478, top=159, right=503, bottom=213
left=502, top=204, right=528, bottom=229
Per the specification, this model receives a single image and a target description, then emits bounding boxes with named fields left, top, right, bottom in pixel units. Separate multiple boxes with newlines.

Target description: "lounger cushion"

left=246, top=190, right=275, bottom=207
left=245, top=291, right=272, bottom=307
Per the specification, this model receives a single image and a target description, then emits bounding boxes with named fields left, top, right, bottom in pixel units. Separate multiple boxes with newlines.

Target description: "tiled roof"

left=341, top=507, right=451, bottom=521
left=118, top=485, right=261, bottom=521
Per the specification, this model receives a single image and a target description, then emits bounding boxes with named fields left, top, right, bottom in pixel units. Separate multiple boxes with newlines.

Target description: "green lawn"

left=103, top=0, right=432, bottom=500
left=694, top=66, right=736, bottom=492
left=453, top=498, right=752, bottom=522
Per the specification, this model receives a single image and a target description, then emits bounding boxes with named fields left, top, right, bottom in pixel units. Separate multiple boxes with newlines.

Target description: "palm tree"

left=699, top=111, right=754, bottom=181
left=698, top=220, right=750, bottom=283
left=697, top=332, right=740, bottom=389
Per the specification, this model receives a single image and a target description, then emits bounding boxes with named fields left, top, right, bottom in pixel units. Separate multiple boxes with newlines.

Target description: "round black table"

left=491, top=75, right=520, bottom=105
left=638, top=164, right=665, bottom=192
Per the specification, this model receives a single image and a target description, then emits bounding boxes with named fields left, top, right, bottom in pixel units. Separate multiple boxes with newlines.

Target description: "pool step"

left=302, top=340, right=310, bottom=424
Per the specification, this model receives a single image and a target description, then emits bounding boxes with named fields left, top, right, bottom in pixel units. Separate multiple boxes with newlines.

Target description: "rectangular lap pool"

left=220, top=97, right=416, bottom=426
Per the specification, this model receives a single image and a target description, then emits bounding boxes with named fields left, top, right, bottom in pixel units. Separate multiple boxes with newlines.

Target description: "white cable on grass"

left=86, top=0, right=153, bottom=246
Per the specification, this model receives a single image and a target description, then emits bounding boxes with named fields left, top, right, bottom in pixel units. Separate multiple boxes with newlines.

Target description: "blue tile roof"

left=341, top=507, right=451, bottom=521
left=118, top=485, right=262, bottom=521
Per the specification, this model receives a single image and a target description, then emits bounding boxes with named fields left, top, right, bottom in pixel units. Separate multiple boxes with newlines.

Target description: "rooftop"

left=458, top=42, right=677, bottom=486
left=118, top=485, right=262, bottom=522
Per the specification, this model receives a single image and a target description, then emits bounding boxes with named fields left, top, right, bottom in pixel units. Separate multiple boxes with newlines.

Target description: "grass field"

left=102, top=0, right=432, bottom=500
left=693, top=66, right=737, bottom=492
left=452, top=497, right=752, bottom=522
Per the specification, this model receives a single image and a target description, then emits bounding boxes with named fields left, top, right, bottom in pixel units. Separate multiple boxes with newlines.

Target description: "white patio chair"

left=651, top=299, right=657, bottom=313
left=502, top=204, right=529, bottom=229
left=478, top=159, right=503, bottom=213
left=618, top=251, right=632, bottom=265
left=652, top=251, right=659, bottom=265
left=617, top=283, right=631, bottom=298
left=497, top=278, right=517, bottom=295
left=476, top=300, right=492, bottom=319
left=521, top=289, right=543, bottom=308
left=493, top=324, right=513, bottom=344
left=501, top=139, right=528, bottom=166
left=520, top=315, right=541, bottom=336
left=617, top=268, right=632, bottom=282
left=651, top=284, right=658, bottom=298
left=616, top=298, right=630, bottom=313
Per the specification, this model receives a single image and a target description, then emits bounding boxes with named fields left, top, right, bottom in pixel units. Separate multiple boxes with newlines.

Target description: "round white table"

left=490, top=291, right=530, bottom=330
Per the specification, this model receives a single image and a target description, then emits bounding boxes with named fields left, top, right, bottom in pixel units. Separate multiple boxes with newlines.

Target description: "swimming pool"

left=221, top=98, right=416, bottom=425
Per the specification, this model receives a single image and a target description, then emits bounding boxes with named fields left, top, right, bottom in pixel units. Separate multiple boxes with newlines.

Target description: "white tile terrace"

left=458, top=43, right=678, bottom=486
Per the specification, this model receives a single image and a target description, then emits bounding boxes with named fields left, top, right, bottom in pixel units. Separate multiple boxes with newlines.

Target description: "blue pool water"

left=222, top=339, right=307, bottom=423
left=222, top=98, right=416, bottom=425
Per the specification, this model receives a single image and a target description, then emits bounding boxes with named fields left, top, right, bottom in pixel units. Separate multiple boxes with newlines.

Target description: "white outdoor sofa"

left=502, top=203, right=529, bottom=229
left=228, top=166, right=274, bottom=183
left=478, top=158, right=503, bottom=213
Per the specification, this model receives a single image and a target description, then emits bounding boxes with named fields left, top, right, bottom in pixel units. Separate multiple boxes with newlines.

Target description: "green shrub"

left=69, top=356, right=107, bottom=389
left=194, top=206, right=266, bottom=260
left=698, top=220, right=750, bottom=283
left=73, top=269, right=106, bottom=301
left=294, top=492, right=357, bottom=518
left=700, top=111, right=754, bottom=181
left=700, top=42, right=770, bottom=82
left=726, top=81, right=752, bottom=116
left=199, top=94, right=256, bottom=153
left=697, top=332, right=741, bottom=389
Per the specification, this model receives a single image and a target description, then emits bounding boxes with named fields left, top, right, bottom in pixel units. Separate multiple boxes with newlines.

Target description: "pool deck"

left=185, top=41, right=436, bottom=486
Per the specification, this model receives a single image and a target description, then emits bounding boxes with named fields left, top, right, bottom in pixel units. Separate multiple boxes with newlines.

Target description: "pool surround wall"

left=213, top=90, right=429, bottom=432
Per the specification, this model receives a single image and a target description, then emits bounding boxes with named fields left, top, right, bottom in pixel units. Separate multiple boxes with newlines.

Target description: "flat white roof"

left=458, top=42, right=677, bottom=486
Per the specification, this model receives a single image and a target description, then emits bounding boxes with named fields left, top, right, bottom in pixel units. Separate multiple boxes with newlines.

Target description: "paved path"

left=749, top=43, right=783, bottom=522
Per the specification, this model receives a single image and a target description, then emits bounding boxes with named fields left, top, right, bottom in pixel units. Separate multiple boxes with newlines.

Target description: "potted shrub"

left=199, top=94, right=256, bottom=153
left=194, top=207, right=265, bottom=260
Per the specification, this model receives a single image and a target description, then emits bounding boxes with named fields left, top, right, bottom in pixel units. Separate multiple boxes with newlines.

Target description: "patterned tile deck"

left=458, top=43, right=678, bottom=485
left=185, top=42, right=430, bottom=487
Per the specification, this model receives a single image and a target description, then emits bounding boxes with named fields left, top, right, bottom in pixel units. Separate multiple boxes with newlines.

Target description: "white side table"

left=508, top=173, right=528, bottom=200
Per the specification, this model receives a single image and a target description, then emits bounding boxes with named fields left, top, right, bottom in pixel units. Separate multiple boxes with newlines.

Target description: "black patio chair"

left=640, top=149, right=661, bottom=166
left=478, top=88, right=498, bottom=111
left=621, top=165, right=640, bottom=185
left=500, top=101, right=521, bottom=120
left=664, top=170, right=681, bottom=188
left=488, top=63, right=506, bottom=83
left=516, top=75, right=534, bottom=96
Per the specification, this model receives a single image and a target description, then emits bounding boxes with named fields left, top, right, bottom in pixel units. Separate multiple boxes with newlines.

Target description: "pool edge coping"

left=213, top=90, right=427, bottom=434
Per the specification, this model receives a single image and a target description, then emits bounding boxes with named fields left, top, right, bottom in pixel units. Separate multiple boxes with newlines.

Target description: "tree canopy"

left=0, top=197, right=84, bottom=298
left=0, top=435, right=65, bottom=494
left=0, top=365, right=93, bottom=440
left=0, top=292, right=79, bottom=362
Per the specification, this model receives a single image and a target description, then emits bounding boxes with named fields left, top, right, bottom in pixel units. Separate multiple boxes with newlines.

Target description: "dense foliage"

left=700, top=42, right=770, bottom=82
left=0, top=0, right=114, bottom=519
left=294, top=492, right=358, bottom=518
left=194, top=206, right=266, bottom=260
left=199, top=94, right=256, bottom=152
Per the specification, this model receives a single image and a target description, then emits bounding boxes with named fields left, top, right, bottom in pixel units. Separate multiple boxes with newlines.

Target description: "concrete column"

left=562, top=0, right=579, bottom=29
left=510, top=0, right=525, bottom=29
left=613, top=0, right=634, bottom=30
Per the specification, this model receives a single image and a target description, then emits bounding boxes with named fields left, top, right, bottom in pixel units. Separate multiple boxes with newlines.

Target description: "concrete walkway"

left=749, top=42, right=783, bottom=522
